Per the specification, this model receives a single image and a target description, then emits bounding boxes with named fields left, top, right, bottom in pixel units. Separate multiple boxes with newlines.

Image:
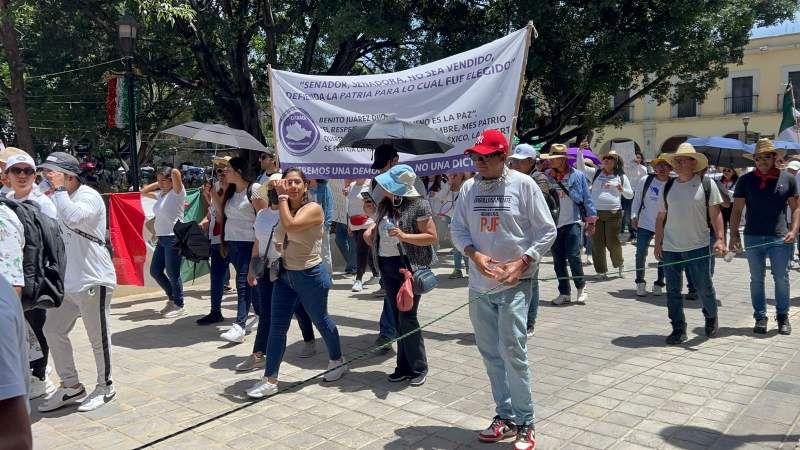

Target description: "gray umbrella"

left=161, top=121, right=270, bottom=153
left=336, top=118, right=453, bottom=155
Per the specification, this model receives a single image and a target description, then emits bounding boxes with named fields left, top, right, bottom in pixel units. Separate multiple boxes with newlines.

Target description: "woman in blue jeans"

left=198, top=157, right=231, bottom=325
left=212, top=157, right=266, bottom=343
left=142, top=165, right=186, bottom=319
left=247, top=169, right=347, bottom=398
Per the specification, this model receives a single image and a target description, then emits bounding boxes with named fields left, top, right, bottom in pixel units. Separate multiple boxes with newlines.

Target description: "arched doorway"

left=659, top=136, right=690, bottom=154
left=597, top=139, right=642, bottom=156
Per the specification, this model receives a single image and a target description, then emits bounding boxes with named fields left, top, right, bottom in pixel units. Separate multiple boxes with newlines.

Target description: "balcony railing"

left=724, top=95, right=758, bottom=114
left=675, top=101, right=697, bottom=118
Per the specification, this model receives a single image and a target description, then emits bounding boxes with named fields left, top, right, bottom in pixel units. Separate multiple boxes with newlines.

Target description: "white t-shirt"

left=253, top=208, right=280, bottom=259
left=657, top=175, right=723, bottom=252
left=551, top=177, right=578, bottom=228
left=378, top=216, right=401, bottom=257
left=152, top=189, right=186, bottom=237
left=7, top=189, right=57, bottom=219
left=592, top=172, right=633, bottom=211
left=346, top=181, right=374, bottom=231
left=0, top=274, right=28, bottom=409
left=0, top=185, right=11, bottom=196
left=632, top=176, right=667, bottom=233
left=224, top=183, right=261, bottom=242
left=0, top=205, right=24, bottom=287
left=52, top=186, right=117, bottom=292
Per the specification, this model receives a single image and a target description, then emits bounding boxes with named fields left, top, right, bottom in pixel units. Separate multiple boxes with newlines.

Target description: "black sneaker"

left=665, top=329, right=688, bottom=345
left=223, top=285, right=234, bottom=294
left=478, top=415, right=517, bottom=442
left=777, top=314, right=792, bottom=335
left=409, top=373, right=427, bottom=386
left=387, top=370, right=410, bottom=383
left=684, top=291, right=697, bottom=301
left=754, top=318, right=768, bottom=334
left=705, top=317, right=718, bottom=337
left=196, top=311, right=224, bottom=325
left=514, top=423, right=536, bottom=450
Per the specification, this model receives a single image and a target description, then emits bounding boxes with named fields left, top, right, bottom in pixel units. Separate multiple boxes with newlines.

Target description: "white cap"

left=5, top=153, right=36, bottom=170
left=507, top=144, right=538, bottom=161
left=787, top=161, right=800, bottom=171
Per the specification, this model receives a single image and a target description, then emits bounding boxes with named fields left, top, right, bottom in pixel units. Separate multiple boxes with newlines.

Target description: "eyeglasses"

left=215, top=169, right=224, bottom=175
left=468, top=152, right=503, bottom=163
left=753, top=154, right=774, bottom=161
left=654, top=163, right=671, bottom=170
left=260, top=154, right=274, bottom=161
left=8, top=167, right=35, bottom=175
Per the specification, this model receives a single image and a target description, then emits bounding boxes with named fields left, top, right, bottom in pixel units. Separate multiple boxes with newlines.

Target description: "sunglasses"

left=655, top=163, right=671, bottom=170
left=259, top=154, right=274, bottom=161
left=8, top=167, right=35, bottom=175
left=215, top=168, right=224, bottom=175
left=468, top=152, right=503, bottom=163
left=753, top=154, right=774, bottom=161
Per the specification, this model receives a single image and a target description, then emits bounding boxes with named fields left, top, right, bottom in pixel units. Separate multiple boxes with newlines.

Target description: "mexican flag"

left=108, top=188, right=210, bottom=286
left=778, top=83, right=800, bottom=143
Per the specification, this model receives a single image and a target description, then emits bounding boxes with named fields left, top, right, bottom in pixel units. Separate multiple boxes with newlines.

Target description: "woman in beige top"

left=246, top=168, right=347, bottom=399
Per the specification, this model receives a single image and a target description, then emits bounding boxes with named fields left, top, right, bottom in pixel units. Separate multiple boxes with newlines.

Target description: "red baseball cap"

left=465, top=129, right=509, bottom=155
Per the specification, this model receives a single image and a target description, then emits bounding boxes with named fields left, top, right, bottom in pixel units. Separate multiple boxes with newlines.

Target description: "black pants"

left=379, top=256, right=427, bottom=377
left=353, top=229, right=377, bottom=281
left=25, top=309, right=48, bottom=379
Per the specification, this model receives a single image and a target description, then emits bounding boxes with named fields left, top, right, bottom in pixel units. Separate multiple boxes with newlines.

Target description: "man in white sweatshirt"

left=451, top=129, right=556, bottom=450
left=37, top=152, right=118, bottom=413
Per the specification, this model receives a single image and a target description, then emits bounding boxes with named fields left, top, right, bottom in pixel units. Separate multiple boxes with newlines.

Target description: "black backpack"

left=173, top=220, right=211, bottom=262
left=531, top=171, right=560, bottom=224
left=0, top=198, right=65, bottom=311
left=663, top=176, right=712, bottom=227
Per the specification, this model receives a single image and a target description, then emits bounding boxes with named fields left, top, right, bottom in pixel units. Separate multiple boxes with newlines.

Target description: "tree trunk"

left=0, top=0, right=33, bottom=152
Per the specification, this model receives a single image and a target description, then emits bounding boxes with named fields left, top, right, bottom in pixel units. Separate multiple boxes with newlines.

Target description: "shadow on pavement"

left=661, top=425, right=800, bottom=449
left=382, top=425, right=498, bottom=450
left=611, top=333, right=708, bottom=350
left=689, top=326, right=779, bottom=339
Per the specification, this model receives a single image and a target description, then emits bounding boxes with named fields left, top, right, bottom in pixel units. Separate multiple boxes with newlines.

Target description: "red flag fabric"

left=108, top=192, right=147, bottom=286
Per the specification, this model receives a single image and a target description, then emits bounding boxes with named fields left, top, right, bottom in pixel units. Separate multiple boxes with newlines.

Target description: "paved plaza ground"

left=30, top=241, right=800, bottom=450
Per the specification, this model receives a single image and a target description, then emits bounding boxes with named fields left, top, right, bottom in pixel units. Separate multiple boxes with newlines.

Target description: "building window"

left=614, top=90, right=632, bottom=122
left=727, top=76, right=755, bottom=113
left=675, top=85, right=696, bottom=118
left=790, top=71, right=800, bottom=103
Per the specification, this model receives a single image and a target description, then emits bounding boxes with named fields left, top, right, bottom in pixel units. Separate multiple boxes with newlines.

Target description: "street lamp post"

left=742, top=115, right=750, bottom=144
left=118, top=15, right=139, bottom=191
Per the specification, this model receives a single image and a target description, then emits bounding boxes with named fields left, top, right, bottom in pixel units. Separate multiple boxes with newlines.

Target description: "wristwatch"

left=54, top=186, right=67, bottom=192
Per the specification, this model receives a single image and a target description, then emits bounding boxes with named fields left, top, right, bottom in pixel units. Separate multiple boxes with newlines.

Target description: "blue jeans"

left=265, top=264, right=341, bottom=378
left=209, top=244, right=230, bottom=314
left=663, top=246, right=718, bottom=331
left=469, top=279, right=535, bottom=426
left=252, top=274, right=273, bottom=354
left=379, top=270, right=397, bottom=339
left=227, top=241, right=254, bottom=327
left=334, top=222, right=357, bottom=273
left=635, top=229, right=664, bottom=286
left=454, top=249, right=468, bottom=271
left=526, top=271, right=539, bottom=327
left=150, top=235, right=184, bottom=307
left=551, top=223, right=586, bottom=295
left=745, top=235, right=792, bottom=320
left=686, top=233, right=716, bottom=293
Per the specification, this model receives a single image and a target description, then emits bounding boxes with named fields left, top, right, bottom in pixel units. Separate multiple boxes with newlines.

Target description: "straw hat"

left=602, top=150, right=621, bottom=160
left=743, top=138, right=785, bottom=161
left=539, top=143, right=568, bottom=160
left=663, top=143, right=708, bottom=172
left=649, top=153, right=671, bottom=167
left=212, top=155, right=232, bottom=166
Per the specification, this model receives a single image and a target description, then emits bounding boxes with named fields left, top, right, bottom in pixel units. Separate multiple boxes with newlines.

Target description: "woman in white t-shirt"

left=211, top=157, right=266, bottom=343
left=346, top=179, right=378, bottom=292
left=197, top=157, right=232, bottom=325
left=142, top=165, right=187, bottom=318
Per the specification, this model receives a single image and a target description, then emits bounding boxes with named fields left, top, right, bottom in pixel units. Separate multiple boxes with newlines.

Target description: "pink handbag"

left=396, top=268, right=414, bottom=312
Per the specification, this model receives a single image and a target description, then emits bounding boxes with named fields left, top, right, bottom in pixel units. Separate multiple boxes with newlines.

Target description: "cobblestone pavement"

left=31, top=240, right=800, bottom=450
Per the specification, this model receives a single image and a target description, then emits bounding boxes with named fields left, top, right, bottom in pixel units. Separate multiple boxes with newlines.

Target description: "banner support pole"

left=267, top=65, right=281, bottom=168
left=509, top=21, right=537, bottom=146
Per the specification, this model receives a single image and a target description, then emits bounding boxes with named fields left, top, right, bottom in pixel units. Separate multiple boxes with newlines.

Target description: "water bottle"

left=38, top=178, right=51, bottom=194
left=381, top=216, right=396, bottom=234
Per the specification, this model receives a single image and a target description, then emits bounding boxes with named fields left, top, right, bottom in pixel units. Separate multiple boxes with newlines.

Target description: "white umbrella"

left=161, top=121, right=270, bottom=153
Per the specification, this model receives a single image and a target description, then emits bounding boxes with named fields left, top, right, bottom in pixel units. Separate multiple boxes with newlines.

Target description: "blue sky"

left=751, top=12, right=800, bottom=38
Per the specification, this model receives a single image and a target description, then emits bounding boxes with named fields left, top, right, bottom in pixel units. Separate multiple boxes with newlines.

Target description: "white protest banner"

left=269, top=26, right=532, bottom=178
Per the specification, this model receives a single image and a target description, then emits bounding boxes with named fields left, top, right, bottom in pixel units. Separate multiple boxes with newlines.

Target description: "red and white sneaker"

left=513, top=424, right=536, bottom=450
left=478, top=415, right=517, bottom=442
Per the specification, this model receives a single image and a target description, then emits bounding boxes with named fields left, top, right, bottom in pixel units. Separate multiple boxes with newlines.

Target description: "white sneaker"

left=552, top=294, right=571, bottom=306
left=159, top=300, right=173, bottom=315
left=618, top=265, right=625, bottom=278
left=636, top=282, right=647, bottom=297
left=323, top=358, right=348, bottom=382
left=163, top=303, right=187, bottom=319
left=221, top=323, right=246, bottom=343
left=37, top=384, right=86, bottom=412
left=77, top=384, right=116, bottom=412
left=352, top=280, right=363, bottom=292
left=653, top=284, right=664, bottom=296
left=235, top=353, right=265, bottom=372
left=298, top=340, right=316, bottom=358
left=246, top=377, right=278, bottom=398
left=363, top=276, right=380, bottom=286
left=576, top=288, right=587, bottom=304
left=28, top=368, right=56, bottom=400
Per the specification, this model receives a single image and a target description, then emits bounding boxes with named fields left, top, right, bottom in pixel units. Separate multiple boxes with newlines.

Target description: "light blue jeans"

left=744, top=235, right=792, bottom=320
left=469, top=278, right=534, bottom=427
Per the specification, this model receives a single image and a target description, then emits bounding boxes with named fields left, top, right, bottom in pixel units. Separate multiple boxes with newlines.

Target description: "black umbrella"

left=336, top=118, right=453, bottom=155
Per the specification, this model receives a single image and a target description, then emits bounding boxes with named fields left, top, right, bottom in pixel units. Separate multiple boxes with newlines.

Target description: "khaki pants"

left=592, top=209, right=624, bottom=274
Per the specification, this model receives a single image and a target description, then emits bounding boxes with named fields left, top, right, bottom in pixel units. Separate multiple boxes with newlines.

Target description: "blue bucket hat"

left=374, top=164, right=420, bottom=197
